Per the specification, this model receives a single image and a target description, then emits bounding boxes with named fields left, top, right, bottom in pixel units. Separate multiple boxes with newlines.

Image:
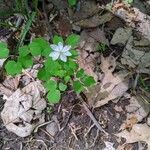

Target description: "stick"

left=79, top=93, right=108, bottom=135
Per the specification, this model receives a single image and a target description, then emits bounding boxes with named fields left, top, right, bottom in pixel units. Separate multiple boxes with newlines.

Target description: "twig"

left=68, top=123, right=81, bottom=141
left=59, top=106, right=74, bottom=131
left=133, top=72, right=139, bottom=90
left=79, top=93, right=108, bottom=135
left=39, top=128, right=54, bottom=140
left=89, top=129, right=99, bottom=148
left=19, top=142, right=23, bottom=150
left=34, top=120, right=53, bottom=133
left=82, top=101, right=108, bottom=135
left=22, top=69, right=35, bottom=81
left=33, top=139, right=48, bottom=150
left=84, top=123, right=95, bottom=137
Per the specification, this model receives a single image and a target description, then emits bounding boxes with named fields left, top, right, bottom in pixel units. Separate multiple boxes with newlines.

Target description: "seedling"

left=0, top=34, right=96, bottom=104
left=68, top=0, right=77, bottom=7
left=98, top=43, right=107, bottom=53
left=123, top=0, right=133, bottom=5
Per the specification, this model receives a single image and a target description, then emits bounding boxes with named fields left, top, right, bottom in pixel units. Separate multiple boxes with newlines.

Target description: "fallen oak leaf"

left=94, top=81, right=129, bottom=108
left=85, top=55, right=129, bottom=108
left=116, top=123, right=150, bottom=149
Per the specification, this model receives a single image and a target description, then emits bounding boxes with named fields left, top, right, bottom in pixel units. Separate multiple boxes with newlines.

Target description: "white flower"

left=49, top=42, right=72, bottom=62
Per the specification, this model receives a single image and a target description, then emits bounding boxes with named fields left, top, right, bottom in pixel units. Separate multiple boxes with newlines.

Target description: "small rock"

left=104, top=141, right=115, bottom=150
left=46, top=121, right=58, bottom=136
left=111, top=27, right=132, bottom=45
left=72, top=24, right=81, bottom=32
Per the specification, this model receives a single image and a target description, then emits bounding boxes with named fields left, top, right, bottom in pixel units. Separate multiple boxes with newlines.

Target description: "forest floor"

left=0, top=0, right=150, bottom=150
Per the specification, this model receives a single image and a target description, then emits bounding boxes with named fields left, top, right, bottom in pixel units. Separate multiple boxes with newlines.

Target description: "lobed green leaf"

left=0, top=42, right=9, bottom=58
left=5, top=60, right=22, bottom=76
left=53, top=35, right=64, bottom=44
left=66, top=34, right=80, bottom=48
left=59, top=83, right=67, bottom=91
left=44, top=80, right=57, bottom=91
left=73, top=80, right=84, bottom=93
left=47, top=90, right=61, bottom=104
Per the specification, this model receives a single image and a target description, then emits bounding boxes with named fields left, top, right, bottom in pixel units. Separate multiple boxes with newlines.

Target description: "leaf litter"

left=0, top=0, right=150, bottom=149
left=85, top=55, right=129, bottom=108
left=1, top=80, right=46, bottom=137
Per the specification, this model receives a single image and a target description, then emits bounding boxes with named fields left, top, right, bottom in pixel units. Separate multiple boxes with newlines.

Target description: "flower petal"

left=50, top=44, right=60, bottom=51
left=58, top=42, right=63, bottom=51
left=60, top=54, right=67, bottom=62
left=49, top=51, right=60, bottom=60
left=64, top=51, right=72, bottom=56
left=62, top=45, right=71, bottom=52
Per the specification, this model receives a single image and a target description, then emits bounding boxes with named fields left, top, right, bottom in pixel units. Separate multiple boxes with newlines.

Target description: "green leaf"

left=5, top=60, right=22, bottom=76
left=123, top=0, right=133, bottom=4
left=47, top=90, right=61, bottom=104
left=44, top=80, right=57, bottom=91
left=0, top=42, right=9, bottom=58
left=82, top=76, right=96, bottom=87
left=44, top=58, right=61, bottom=75
left=18, top=55, right=33, bottom=68
left=63, top=64, right=74, bottom=76
left=53, top=35, right=63, bottom=44
left=73, top=80, right=84, bottom=93
left=68, top=0, right=77, bottom=6
left=66, top=34, right=80, bottom=48
left=68, top=60, right=78, bottom=70
left=59, top=83, right=67, bottom=91
left=19, top=45, right=30, bottom=57
left=64, top=76, right=71, bottom=83
left=42, top=47, right=52, bottom=57
left=29, top=38, right=50, bottom=56
left=29, top=42, right=42, bottom=56
left=17, top=12, right=36, bottom=49
left=76, top=69, right=84, bottom=78
left=37, top=67, right=51, bottom=81
left=55, top=70, right=66, bottom=78
left=33, top=38, right=49, bottom=49
left=70, top=50, right=78, bottom=57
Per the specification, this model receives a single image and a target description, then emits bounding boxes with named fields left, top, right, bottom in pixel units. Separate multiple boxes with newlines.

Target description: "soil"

left=0, top=0, right=150, bottom=150
left=0, top=94, right=145, bottom=150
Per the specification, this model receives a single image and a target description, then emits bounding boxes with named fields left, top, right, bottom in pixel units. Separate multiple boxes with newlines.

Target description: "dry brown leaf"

left=116, top=123, right=150, bottom=149
left=75, top=12, right=113, bottom=28
left=72, top=0, right=99, bottom=21
left=125, top=95, right=149, bottom=122
left=100, top=55, right=128, bottom=93
left=117, top=143, right=133, bottom=150
left=77, top=29, right=108, bottom=80
left=111, top=2, right=150, bottom=40
left=85, top=55, right=129, bottom=108
left=0, top=76, right=20, bottom=96
left=95, top=81, right=129, bottom=108
left=120, top=115, right=138, bottom=130
left=121, top=36, right=150, bottom=74
left=1, top=81, right=46, bottom=137
left=133, top=8, right=150, bottom=40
